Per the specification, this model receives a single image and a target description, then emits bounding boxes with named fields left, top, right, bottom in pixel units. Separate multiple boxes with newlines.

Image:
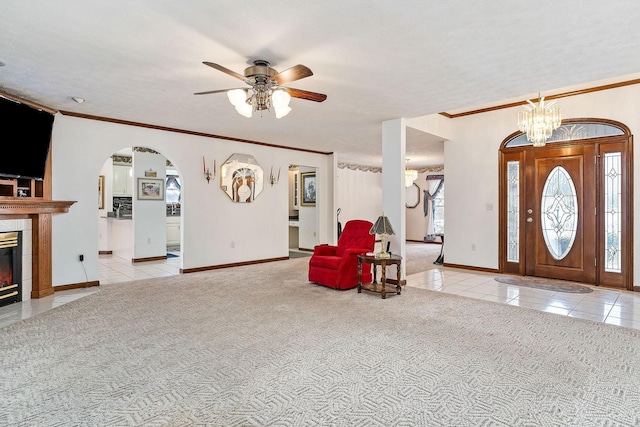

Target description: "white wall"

left=50, top=115, right=334, bottom=286
left=335, top=167, right=381, bottom=227
left=406, top=171, right=433, bottom=241
left=336, top=166, right=441, bottom=244
left=297, top=166, right=318, bottom=250
left=97, top=158, right=113, bottom=252
left=422, top=83, right=640, bottom=285
left=132, top=150, right=167, bottom=259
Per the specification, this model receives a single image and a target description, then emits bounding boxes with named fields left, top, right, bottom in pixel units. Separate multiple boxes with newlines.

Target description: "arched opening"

left=97, top=147, right=182, bottom=283
left=498, top=118, right=633, bottom=290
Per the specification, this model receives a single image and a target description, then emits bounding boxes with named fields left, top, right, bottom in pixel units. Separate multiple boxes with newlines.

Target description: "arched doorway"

left=498, top=119, right=633, bottom=290
left=98, top=147, right=182, bottom=264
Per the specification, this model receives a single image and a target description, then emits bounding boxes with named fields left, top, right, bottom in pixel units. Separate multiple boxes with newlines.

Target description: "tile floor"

left=98, top=252, right=181, bottom=284
left=2, top=254, right=640, bottom=331
left=408, top=268, right=640, bottom=330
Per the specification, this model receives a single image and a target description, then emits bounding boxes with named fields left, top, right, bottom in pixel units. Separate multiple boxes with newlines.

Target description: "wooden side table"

left=357, top=254, right=402, bottom=299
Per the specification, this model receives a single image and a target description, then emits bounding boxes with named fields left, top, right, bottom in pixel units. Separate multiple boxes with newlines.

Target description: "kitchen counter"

left=107, top=213, right=132, bottom=220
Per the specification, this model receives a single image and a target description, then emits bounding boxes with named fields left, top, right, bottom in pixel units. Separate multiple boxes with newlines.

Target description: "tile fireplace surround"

left=0, top=219, right=31, bottom=301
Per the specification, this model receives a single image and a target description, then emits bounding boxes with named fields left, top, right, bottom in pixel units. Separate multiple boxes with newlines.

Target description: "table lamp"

left=369, top=214, right=395, bottom=259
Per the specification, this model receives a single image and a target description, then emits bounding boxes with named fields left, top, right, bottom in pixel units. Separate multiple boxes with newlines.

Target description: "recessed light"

left=70, top=96, right=85, bottom=104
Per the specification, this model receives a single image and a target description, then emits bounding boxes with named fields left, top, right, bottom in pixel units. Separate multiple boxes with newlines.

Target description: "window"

left=165, top=175, right=181, bottom=204
left=432, top=184, right=444, bottom=235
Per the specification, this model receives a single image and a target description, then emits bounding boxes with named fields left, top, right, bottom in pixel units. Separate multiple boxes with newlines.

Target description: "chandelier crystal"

left=517, top=95, right=561, bottom=147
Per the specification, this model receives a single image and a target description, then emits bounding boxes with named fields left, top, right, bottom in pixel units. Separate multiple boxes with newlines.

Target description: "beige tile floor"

left=2, top=254, right=640, bottom=331
left=408, top=268, right=640, bottom=329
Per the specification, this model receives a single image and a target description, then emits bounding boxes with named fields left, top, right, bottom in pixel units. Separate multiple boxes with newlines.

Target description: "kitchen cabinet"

left=113, top=165, right=133, bottom=196
left=166, top=216, right=180, bottom=246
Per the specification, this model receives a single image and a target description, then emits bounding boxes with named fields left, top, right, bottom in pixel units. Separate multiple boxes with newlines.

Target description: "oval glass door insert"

left=541, top=166, right=578, bottom=260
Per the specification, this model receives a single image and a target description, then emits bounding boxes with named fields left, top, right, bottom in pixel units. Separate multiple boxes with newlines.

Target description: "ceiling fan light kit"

left=196, top=59, right=327, bottom=119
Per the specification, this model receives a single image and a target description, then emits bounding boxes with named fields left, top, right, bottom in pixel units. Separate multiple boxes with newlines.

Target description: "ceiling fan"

left=195, top=60, right=327, bottom=118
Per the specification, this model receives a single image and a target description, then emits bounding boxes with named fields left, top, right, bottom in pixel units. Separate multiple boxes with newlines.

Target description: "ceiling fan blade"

left=203, top=62, right=245, bottom=81
left=284, top=87, right=327, bottom=102
left=194, top=88, right=245, bottom=95
left=272, top=65, right=313, bottom=85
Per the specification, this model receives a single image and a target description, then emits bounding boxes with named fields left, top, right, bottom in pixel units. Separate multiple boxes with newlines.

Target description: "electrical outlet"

left=79, top=254, right=84, bottom=262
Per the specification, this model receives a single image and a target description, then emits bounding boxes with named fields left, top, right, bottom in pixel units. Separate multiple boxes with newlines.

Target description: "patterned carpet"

left=2, top=257, right=640, bottom=425
left=405, top=242, right=442, bottom=275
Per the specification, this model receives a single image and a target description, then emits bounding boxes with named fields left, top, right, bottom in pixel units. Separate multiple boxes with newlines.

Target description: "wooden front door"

left=524, top=145, right=597, bottom=283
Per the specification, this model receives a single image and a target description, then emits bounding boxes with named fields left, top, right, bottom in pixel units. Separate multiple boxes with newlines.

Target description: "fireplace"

left=0, top=231, right=22, bottom=307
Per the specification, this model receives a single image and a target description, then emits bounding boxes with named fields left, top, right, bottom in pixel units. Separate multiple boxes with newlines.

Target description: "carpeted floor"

left=2, top=257, right=640, bottom=425
left=288, top=250, right=312, bottom=259
left=404, top=242, right=442, bottom=275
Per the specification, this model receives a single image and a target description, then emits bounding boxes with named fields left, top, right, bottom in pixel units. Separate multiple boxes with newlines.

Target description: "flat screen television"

left=0, top=95, right=54, bottom=181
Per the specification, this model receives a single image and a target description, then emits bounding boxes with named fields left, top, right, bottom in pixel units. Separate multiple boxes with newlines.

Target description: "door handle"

left=527, top=209, right=533, bottom=214
left=527, top=218, right=533, bottom=223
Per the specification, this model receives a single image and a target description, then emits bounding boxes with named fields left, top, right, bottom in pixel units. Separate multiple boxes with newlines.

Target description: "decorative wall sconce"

left=203, top=156, right=216, bottom=184
left=270, top=166, right=281, bottom=186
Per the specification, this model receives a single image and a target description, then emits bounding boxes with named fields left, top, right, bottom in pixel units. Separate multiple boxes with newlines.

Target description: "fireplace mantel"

left=0, top=198, right=76, bottom=299
left=0, top=199, right=75, bottom=214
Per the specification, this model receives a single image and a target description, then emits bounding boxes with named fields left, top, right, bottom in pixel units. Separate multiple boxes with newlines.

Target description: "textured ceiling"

left=2, top=1, right=640, bottom=167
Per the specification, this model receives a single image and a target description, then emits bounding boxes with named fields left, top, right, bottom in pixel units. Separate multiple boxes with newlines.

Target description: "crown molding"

left=59, top=110, right=333, bottom=156
left=440, top=78, right=640, bottom=119
left=0, top=90, right=57, bottom=115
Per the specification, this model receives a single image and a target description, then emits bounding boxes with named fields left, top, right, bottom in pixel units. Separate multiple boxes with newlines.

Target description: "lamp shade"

left=271, top=89, right=291, bottom=108
left=272, top=89, right=292, bottom=118
left=227, top=89, right=247, bottom=107
left=369, top=214, right=395, bottom=236
left=235, top=103, right=252, bottom=118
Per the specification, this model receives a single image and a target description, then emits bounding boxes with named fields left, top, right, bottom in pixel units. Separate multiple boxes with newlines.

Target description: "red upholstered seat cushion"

left=309, top=255, right=341, bottom=270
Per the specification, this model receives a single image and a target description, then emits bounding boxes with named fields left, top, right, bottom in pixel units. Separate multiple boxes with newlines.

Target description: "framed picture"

left=300, top=172, right=316, bottom=206
left=98, top=175, right=105, bottom=209
left=137, top=178, right=165, bottom=200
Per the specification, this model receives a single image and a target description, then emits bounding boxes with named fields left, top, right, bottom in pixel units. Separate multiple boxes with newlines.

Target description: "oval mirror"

left=220, top=153, right=264, bottom=203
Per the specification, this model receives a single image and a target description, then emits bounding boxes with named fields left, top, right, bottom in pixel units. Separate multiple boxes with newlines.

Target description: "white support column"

left=382, top=118, right=406, bottom=279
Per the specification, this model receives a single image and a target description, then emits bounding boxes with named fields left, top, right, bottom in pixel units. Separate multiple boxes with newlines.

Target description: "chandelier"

left=405, top=169, right=418, bottom=187
left=404, top=158, right=418, bottom=187
left=517, top=94, right=561, bottom=147
left=227, top=87, right=292, bottom=119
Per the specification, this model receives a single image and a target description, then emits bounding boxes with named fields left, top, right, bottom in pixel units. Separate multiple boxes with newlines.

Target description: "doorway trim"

left=498, top=118, right=634, bottom=290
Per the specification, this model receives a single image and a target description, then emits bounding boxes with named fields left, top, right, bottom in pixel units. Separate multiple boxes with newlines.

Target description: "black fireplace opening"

left=0, top=231, right=22, bottom=308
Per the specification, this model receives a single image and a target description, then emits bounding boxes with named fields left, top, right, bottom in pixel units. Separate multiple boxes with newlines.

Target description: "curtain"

left=423, top=174, right=444, bottom=241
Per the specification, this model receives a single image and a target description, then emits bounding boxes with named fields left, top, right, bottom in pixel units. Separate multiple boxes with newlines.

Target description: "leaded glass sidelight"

left=604, top=152, right=622, bottom=273
left=541, top=166, right=578, bottom=260
left=506, top=161, right=520, bottom=262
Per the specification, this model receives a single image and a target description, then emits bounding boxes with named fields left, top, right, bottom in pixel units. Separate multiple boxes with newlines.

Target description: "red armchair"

left=308, top=220, right=376, bottom=290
